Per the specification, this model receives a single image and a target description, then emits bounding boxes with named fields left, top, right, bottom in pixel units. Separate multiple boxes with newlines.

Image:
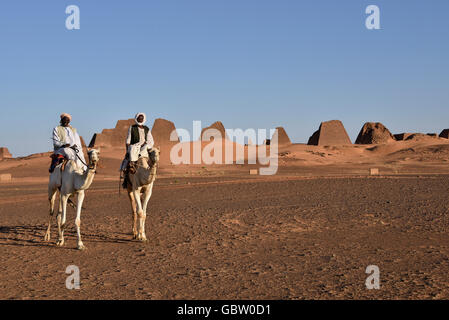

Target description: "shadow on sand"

left=0, top=224, right=136, bottom=249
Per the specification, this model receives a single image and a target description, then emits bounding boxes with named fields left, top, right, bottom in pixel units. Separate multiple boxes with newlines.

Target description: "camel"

left=44, top=149, right=100, bottom=250
left=126, top=147, right=160, bottom=241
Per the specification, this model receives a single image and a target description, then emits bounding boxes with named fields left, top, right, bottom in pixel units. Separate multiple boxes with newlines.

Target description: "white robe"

left=53, top=126, right=87, bottom=171
left=119, top=126, right=155, bottom=171
left=126, top=126, right=155, bottom=162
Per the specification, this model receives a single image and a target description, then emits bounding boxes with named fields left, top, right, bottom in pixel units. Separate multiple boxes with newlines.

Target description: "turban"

left=60, top=113, right=72, bottom=121
left=135, top=113, right=147, bottom=125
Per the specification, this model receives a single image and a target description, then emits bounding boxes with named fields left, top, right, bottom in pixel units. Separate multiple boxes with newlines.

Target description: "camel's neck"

left=75, top=163, right=97, bottom=191
left=135, top=163, right=158, bottom=185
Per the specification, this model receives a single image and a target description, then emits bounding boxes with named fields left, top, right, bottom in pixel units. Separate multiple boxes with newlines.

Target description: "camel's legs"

left=140, top=183, right=154, bottom=242
left=133, top=188, right=146, bottom=242
left=56, top=194, right=62, bottom=244
left=57, top=193, right=70, bottom=247
left=75, top=190, right=86, bottom=250
left=45, top=187, right=58, bottom=242
left=127, top=191, right=138, bottom=239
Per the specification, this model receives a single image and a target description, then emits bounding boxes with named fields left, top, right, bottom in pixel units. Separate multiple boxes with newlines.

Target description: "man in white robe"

left=51, top=113, right=87, bottom=172
left=120, top=112, right=155, bottom=173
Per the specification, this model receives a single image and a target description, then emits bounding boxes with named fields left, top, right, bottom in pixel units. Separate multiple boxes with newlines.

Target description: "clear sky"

left=1, top=0, right=448, bottom=157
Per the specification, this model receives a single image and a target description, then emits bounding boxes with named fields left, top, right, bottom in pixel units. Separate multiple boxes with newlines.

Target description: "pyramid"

left=439, top=129, right=449, bottom=139
left=80, top=136, right=87, bottom=149
left=307, top=120, right=352, bottom=146
left=271, top=127, right=291, bottom=145
left=89, top=119, right=135, bottom=148
left=355, top=122, right=395, bottom=144
left=201, top=121, right=228, bottom=140
left=151, top=118, right=179, bottom=146
left=0, top=147, right=12, bottom=160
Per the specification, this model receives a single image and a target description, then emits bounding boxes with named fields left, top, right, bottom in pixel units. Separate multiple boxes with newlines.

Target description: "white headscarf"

left=135, top=113, right=147, bottom=126
left=60, top=113, right=72, bottom=121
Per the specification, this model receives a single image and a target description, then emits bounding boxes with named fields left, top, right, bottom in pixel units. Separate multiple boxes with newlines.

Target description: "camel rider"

left=50, top=113, right=87, bottom=173
left=120, top=113, right=155, bottom=173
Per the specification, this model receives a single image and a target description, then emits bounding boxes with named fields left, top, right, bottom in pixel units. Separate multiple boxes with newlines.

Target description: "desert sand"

left=1, top=121, right=449, bottom=300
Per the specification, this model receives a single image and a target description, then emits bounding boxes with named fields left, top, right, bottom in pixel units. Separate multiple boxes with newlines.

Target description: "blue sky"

left=1, top=0, right=448, bottom=156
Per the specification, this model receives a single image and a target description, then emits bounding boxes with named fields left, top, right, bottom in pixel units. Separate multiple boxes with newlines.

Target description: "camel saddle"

left=49, top=154, right=68, bottom=173
left=121, top=157, right=155, bottom=189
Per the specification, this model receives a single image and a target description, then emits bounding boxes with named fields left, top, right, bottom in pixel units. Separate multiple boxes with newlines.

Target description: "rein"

left=74, top=148, right=96, bottom=171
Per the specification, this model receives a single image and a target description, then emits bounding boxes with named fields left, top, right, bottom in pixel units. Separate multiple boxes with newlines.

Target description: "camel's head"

left=149, top=147, right=160, bottom=166
left=87, top=148, right=100, bottom=165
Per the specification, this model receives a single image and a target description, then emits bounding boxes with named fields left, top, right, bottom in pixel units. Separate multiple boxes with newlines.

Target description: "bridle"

left=73, top=147, right=97, bottom=171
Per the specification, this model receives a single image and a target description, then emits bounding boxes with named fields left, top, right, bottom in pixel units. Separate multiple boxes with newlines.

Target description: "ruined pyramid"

left=355, top=122, right=395, bottom=144
left=0, top=147, right=12, bottom=160
left=151, top=118, right=179, bottom=146
left=440, top=129, right=449, bottom=139
left=201, top=121, right=228, bottom=140
left=89, top=119, right=135, bottom=148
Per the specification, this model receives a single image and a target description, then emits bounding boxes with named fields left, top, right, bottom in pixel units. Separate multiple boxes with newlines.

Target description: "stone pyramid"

left=0, top=147, right=12, bottom=160
left=201, top=121, right=228, bottom=140
left=355, top=122, right=395, bottom=144
left=271, top=127, right=291, bottom=145
left=307, top=120, right=352, bottom=146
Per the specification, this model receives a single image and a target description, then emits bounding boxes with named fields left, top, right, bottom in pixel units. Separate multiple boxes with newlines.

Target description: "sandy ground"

left=1, top=139, right=449, bottom=300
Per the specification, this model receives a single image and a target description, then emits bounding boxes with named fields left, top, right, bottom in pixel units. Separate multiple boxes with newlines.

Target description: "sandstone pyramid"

left=80, top=136, right=87, bottom=149
left=201, top=121, right=228, bottom=140
left=151, top=118, right=179, bottom=146
left=271, top=127, right=291, bottom=145
left=89, top=118, right=179, bottom=148
left=355, top=122, right=395, bottom=144
left=0, top=147, right=12, bottom=160
left=89, top=119, right=135, bottom=148
left=439, top=129, right=449, bottom=139
left=307, top=120, right=352, bottom=146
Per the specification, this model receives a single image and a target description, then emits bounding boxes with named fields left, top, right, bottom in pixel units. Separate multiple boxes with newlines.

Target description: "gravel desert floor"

left=1, top=172, right=449, bottom=300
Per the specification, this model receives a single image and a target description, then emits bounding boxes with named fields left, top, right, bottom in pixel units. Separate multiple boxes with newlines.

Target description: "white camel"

left=44, top=149, right=100, bottom=250
left=126, top=147, right=160, bottom=241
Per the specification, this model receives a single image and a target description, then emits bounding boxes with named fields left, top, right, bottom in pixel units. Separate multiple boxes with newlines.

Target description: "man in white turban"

left=50, top=113, right=87, bottom=172
left=120, top=113, right=155, bottom=174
